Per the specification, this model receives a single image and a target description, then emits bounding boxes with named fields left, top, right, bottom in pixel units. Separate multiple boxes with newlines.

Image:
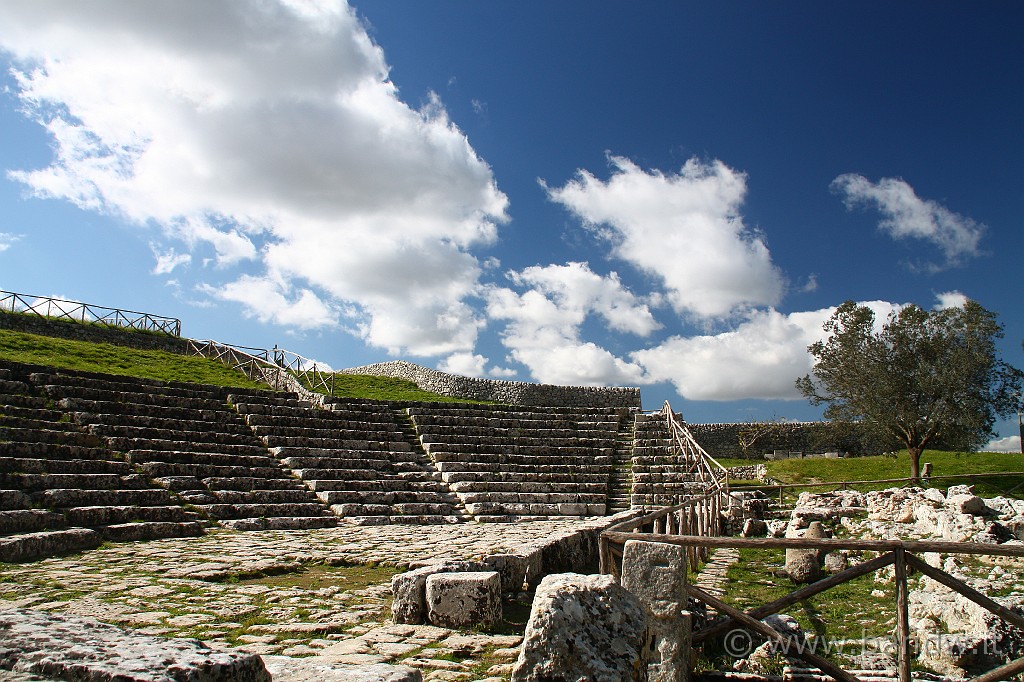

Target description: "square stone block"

left=425, top=571, right=501, bottom=629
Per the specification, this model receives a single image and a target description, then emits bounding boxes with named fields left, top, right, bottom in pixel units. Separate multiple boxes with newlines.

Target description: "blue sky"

left=0, top=2, right=1021, bottom=448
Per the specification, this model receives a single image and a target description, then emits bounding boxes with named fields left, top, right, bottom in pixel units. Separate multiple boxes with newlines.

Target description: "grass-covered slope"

left=0, top=327, right=482, bottom=402
left=0, top=329, right=265, bottom=388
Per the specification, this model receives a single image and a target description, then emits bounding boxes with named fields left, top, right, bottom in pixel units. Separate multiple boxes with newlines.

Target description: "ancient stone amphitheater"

left=0, top=356, right=699, bottom=563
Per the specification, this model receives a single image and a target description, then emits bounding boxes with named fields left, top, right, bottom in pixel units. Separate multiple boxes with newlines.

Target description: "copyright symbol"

left=723, top=629, right=754, bottom=658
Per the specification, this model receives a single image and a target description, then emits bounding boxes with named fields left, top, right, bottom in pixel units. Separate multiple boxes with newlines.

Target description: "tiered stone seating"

left=31, top=369, right=336, bottom=531
left=231, top=394, right=467, bottom=525
left=407, top=404, right=631, bottom=521
left=0, top=362, right=203, bottom=561
left=630, top=412, right=705, bottom=508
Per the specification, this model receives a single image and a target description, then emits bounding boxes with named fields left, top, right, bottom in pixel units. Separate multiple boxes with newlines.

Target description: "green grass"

left=730, top=450, right=1024, bottom=499
left=308, top=372, right=494, bottom=403
left=0, top=329, right=266, bottom=388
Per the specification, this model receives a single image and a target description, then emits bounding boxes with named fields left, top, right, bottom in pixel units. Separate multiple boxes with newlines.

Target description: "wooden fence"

left=185, top=339, right=336, bottom=397
left=599, top=529, right=1024, bottom=682
left=0, top=289, right=180, bottom=336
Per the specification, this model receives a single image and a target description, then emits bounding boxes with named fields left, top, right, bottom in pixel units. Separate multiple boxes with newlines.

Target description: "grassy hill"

left=0, top=328, right=474, bottom=402
left=724, top=449, right=1024, bottom=499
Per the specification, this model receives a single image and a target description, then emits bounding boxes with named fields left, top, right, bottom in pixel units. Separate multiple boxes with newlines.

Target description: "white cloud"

left=632, top=301, right=903, bottom=401
left=0, top=232, right=21, bottom=253
left=203, top=275, right=337, bottom=330
left=486, top=262, right=654, bottom=386
left=0, top=0, right=507, bottom=355
left=545, top=156, right=785, bottom=319
left=831, top=174, right=984, bottom=269
left=151, top=246, right=191, bottom=275
left=933, top=290, right=968, bottom=310
left=984, top=435, right=1021, bottom=453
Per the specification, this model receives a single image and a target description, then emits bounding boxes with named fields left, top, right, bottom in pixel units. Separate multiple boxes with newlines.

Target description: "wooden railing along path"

left=186, top=339, right=336, bottom=398
left=600, top=529, right=1024, bottom=682
left=0, top=289, right=181, bottom=336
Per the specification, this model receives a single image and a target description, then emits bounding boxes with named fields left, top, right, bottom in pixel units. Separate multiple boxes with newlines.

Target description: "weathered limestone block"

left=621, top=540, right=691, bottom=682
left=785, top=520, right=824, bottom=583
left=511, top=573, right=649, bottom=682
left=425, top=571, right=501, bottom=629
left=0, top=607, right=270, bottom=681
left=391, top=560, right=480, bottom=624
left=262, top=656, right=422, bottom=682
left=483, top=553, right=528, bottom=593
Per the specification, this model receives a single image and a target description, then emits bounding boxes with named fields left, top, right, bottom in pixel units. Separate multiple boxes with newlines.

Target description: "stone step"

left=0, top=392, right=50, bottom=409
left=250, top=424, right=406, bottom=442
left=433, top=461, right=611, bottom=474
left=197, top=502, right=332, bottom=520
left=330, top=502, right=459, bottom=517
left=307, top=478, right=450, bottom=493
left=0, top=426, right=104, bottom=447
left=0, top=489, right=32, bottom=511
left=295, top=468, right=394, bottom=482
left=31, top=488, right=176, bottom=509
left=88, top=423, right=260, bottom=447
left=263, top=437, right=412, bottom=451
left=459, top=491, right=605, bottom=505
left=465, top=501, right=603, bottom=516
left=418, top=431, right=617, bottom=445
left=0, top=404, right=66, bottom=421
left=108, top=438, right=268, bottom=457
left=0, top=457, right=134, bottom=475
left=219, top=515, right=338, bottom=531
left=439, top=471, right=609, bottom=484
left=409, top=414, right=621, bottom=430
left=138, top=461, right=293, bottom=480
left=316, top=489, right=449, bottom=505
left=64, top=505, right=198, bottom=526
left=0, top=527, right=103, bottom=562
left=32, top=373, right=230, bottom=401
left=0, top=509, right=67, bottom=534
left=449, top=480, right=608, bottom=494
left=199, top=476, right=307, bottom=492
left=280, top=455, right=399, bottom=469
left=99, top=521, right=205, bottom=542
left=126, top=449, right=282, bottom=469
left=242, top=412, right=398, bottom=429
left=209, top=489, right=320, bottom=505
left=72, top=409, right=253, bottom=435
left=427, top=447, right=614, bottom=461
left=225, top=393, right=305, bottom=409
left=0, top=472, right=150, bottom=492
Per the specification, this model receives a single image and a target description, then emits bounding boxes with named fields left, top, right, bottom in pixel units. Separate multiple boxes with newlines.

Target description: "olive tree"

left=796, top=300, right=1021, bottom=480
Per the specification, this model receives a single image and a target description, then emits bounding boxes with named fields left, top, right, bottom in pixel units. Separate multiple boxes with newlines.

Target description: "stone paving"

left=0, top=520, right=604, bottom=681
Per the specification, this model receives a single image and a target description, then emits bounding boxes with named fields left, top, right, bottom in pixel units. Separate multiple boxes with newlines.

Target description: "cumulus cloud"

left=631, top=301, right=903, bottom=401
left=486, top=262, right=654, bottom=385
left=984, top=435, right=1021, bottom=453
left=933, top=290, right=968, bottom=310
left=831, top=174, right=984, bottom=269
left=0, top=0, right=507, bottom=355
left=545, top=156, right=785, bottom=319
left=151, top=246, right=191, bottom=275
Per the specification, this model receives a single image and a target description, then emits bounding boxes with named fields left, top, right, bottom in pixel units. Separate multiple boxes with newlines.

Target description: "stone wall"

left=0, top=311, right=188, bottom=354
left=689, top=421, right=887, bottom=459
left=341, top=360, right=642, bottom=409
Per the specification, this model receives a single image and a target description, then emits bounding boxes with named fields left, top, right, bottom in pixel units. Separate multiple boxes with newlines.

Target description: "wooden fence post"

left=894, top=546, right=911, bottom=682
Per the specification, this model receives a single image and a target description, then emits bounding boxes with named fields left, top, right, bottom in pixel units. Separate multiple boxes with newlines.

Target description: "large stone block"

left=511, top=573, right=649, bottom=682
left=0, top=607, right=270, bottom=681
left=391, top=560, right=480, bottom=624
left=621, top=540, right=691, bottom=682
left=483, top=553, right=528, bottom=593
left=425, top=571, right=501, bottom=629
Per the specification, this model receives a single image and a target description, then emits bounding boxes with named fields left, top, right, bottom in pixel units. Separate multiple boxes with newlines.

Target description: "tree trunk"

left=908, top=446, right=923, bottom=483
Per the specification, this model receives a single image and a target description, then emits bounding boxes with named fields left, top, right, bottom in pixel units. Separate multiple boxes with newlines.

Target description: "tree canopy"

left=796, top=300, right=1021, bottom=479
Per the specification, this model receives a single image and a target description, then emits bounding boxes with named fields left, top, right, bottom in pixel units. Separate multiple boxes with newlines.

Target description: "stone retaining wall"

left=689, top=421, right=887, bottom=459
left=341, top=360, right=641, bottom=409
left=0, top=311, right=188, bottom=354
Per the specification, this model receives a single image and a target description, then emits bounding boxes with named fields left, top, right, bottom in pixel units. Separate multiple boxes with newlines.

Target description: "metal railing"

left=0, top=289, right=181, bottom=336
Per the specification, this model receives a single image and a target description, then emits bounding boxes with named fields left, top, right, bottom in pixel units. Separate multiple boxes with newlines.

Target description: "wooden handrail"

left=0, top=289, right=181, bottom=336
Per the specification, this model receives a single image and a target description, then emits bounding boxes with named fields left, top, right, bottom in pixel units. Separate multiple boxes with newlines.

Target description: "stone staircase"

left=231, top=394, right=466, bottom=525
left=0, top=362, right=204, bottom=562
left=407, top=404, right=633, bottom=521
left=631, top=411, right=705, bottom=508
left=30, top=367, right=336, bottom=531
left=606, top=420, right=635, bottom=514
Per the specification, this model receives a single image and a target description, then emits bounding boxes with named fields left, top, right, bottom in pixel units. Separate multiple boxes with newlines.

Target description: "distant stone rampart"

left=0, top=311, right=188, bottom=354
left=340, top=360, right=642, bottom=409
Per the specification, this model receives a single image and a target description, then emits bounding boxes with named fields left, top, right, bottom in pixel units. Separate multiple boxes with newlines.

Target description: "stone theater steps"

left=407, top=404, right=633, bottom=521
left=0, top=363, right=203, bottom=561
left=27, top=367, right=336, bottom=532
left=630, top=412, right=704, bottom=508
left=230, top=395, right=467, bottom=525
